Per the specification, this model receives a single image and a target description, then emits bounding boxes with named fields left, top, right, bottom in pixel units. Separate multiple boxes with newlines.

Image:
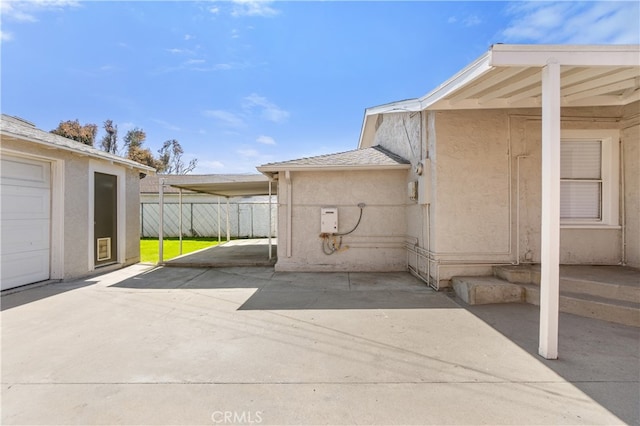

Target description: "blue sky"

left=2, top=1, right=638, bottom=173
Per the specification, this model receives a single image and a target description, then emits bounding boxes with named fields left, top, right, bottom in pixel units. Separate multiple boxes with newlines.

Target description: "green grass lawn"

left=140, top=237, right=221, bottom=264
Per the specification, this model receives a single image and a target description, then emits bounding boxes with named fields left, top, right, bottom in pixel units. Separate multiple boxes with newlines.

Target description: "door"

left=1, top=155, right=51, bottom=290
left=94, top=172, right=117, bottom=266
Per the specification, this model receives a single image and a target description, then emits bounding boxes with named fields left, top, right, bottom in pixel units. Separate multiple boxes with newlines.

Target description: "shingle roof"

left=0, top=114, right=155, bottom=172
left=258, top=145, right=409, bottom=172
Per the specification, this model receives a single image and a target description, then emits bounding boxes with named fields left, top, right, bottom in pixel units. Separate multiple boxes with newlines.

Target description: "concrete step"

left=493, top=265, right=640, bottom=304
left=451, top=276, right=524, bottom=305
left=522, top=284, right=640, bottom=328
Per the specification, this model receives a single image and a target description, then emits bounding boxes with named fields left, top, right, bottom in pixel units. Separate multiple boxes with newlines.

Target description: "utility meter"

left=320, top=207, right=338, bottom=233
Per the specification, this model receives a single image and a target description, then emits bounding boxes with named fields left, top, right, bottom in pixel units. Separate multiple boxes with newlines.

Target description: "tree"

left=50, top=119, right=97, bottom=146
left=157, top=139, right=197, bottom=174
left=100, top=119, right=118, bottom=154
left=123, top=128, right=161, bottom=170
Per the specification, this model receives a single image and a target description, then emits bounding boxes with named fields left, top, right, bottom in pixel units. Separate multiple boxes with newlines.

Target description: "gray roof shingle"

left=258, top=145, right=409, bottom=170
left=1, top=114, right=155, bottom=172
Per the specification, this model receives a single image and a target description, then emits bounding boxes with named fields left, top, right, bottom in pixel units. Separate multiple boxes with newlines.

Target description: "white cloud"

left=244, top=93, right=289, bottom=123
left=256, top=135, right=276, bottom=145
left=502, top=1, right=639, bottom=44
left=447, top=16, right=457, bottom=24
left=237, top=148, right=260, bottom=158
left=1, top=30, right=14, bottom=41
left=196, top=160, right=225, bottom=173
left=463, top=15, right=481, bottom=27
left=1, top=0, right=79, bottom=23
left=166, top=48, right=194, bottom=55
left=152, top=119, right=181, bottom=132
left=208, top=6, right=220, bottom=15
left=203, top=110, right=246, bottom=127
left=231, top=0, right=279, bottom=18
left=184, top=34, right=194, bottom=40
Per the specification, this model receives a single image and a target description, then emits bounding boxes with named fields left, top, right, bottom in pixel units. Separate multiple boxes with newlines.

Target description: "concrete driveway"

left=1, top=265, right=638, bottom=425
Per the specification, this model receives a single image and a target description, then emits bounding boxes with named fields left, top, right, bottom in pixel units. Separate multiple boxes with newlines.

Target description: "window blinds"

left=560, top=140, right=602, bottom=220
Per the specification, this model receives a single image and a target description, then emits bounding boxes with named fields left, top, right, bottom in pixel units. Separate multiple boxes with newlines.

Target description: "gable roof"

left=359, top=44, right=640, bottom=148
left=257, top=145, right=410, bottom=177
left=0, top=114, right=156, bottom=173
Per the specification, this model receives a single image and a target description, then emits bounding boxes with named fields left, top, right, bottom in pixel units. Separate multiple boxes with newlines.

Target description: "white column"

left=217, top=196, right=221, bottom=244
left=268, top=180, right=272, bottom=260
left=178, top=188, right=183, bottom=255
left=226, top=197, right=231, bottom=242
left=158, top=178, right=165, bottom=264
left=539, top=61, right=561, bottom=360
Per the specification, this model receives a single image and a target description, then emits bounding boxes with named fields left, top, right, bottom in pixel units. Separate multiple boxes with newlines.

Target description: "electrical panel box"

left=321, top=207, right=338, bottom=233
left=408, top=181, right=418, bottom=201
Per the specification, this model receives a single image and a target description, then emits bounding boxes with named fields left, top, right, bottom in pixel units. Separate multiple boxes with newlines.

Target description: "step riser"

left=494, top=267, right=639, bottom=304
left=525, top=287, right=640, bottom=328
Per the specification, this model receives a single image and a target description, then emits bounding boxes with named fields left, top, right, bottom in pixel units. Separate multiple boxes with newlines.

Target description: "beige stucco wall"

left=424, top=105, right=637, bottom=284
left=275, top=169, right=408, bottom=272
left=0, top=138, right=142, bottom=280
left=366, top=104, right=639, bottom=285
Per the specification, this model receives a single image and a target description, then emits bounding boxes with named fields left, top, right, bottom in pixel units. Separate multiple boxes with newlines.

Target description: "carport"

left=157, top=174, right=277, bottom=264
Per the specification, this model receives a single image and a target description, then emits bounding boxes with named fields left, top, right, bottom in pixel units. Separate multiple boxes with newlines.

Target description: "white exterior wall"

left=0, top=138, right=142, bottom=280
left=275, top=169, right=408, bottom=272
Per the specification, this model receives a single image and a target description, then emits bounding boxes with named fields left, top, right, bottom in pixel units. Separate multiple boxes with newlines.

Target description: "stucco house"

left=260, top=44, right=639, bottom=276
left=258, top=44, right=639, bottom=357
left=0, top=114, right=155, bottom=291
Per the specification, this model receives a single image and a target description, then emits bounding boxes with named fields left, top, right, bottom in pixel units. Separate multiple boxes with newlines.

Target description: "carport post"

left=217, top=196, right=221, bottom=244
left=158, top=178, right=165, bottom=264
left=179, top=188, right=183, bottom=255
left=539, top=61, right=561, bottom=360
left=226, top=197, right=230, bottom=242
left=268, top=180, right=272, bottom=260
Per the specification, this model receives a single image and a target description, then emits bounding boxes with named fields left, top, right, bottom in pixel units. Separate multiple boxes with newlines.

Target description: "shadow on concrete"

left=164, top=239, right=276, bottom=268
left=110, top=266, right=460, bottom=310
left=460, top=301, right=640, bottom=425
left=1, top=281, right=89, bottom=311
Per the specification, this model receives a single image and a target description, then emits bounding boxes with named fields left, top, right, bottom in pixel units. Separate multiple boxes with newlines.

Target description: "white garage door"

left=1, top=155, right=51, bottom=290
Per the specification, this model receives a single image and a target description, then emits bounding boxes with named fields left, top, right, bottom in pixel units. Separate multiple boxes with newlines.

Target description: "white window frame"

left=560, top=129, right=619, bottom=228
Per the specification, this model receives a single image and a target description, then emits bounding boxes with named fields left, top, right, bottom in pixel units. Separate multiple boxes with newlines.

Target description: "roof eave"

left=257, top=163, right=411, bottom=174
left=1, top=129, right=156, bottom=173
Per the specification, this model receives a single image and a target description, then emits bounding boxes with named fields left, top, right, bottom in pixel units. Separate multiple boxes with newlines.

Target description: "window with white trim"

left=560, top=130, right=619, bottom=227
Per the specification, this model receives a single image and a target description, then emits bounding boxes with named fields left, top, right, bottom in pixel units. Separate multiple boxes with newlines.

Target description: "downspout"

left=285, top=170, right=292, bottom=258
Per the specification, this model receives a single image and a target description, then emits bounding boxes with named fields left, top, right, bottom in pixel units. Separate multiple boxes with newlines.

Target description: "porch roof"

left=160, top=174, right=276, bottom=197
left=359, top=44, right=640, bottom=147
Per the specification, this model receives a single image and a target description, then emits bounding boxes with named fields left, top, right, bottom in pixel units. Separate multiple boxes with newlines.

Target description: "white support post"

left=539, top=61, right=561, bottom=360
left=217, top=196, right=221, bottom=244
left=159, top=178, right=165, bottom=264
left=226, top=197, right=231, bottom=242
left=179, top=187, right=183, bottom=255
left=268, top=180, right=272, bottom=260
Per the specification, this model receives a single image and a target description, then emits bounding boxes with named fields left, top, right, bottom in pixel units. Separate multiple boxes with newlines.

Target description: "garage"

left=1, top=154, right=51, bottom=290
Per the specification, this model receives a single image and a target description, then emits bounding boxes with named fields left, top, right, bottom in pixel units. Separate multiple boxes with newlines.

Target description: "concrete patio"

left=1, top=265, right=638, bottom=425
left=164, top=239, right=277, bottom=268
